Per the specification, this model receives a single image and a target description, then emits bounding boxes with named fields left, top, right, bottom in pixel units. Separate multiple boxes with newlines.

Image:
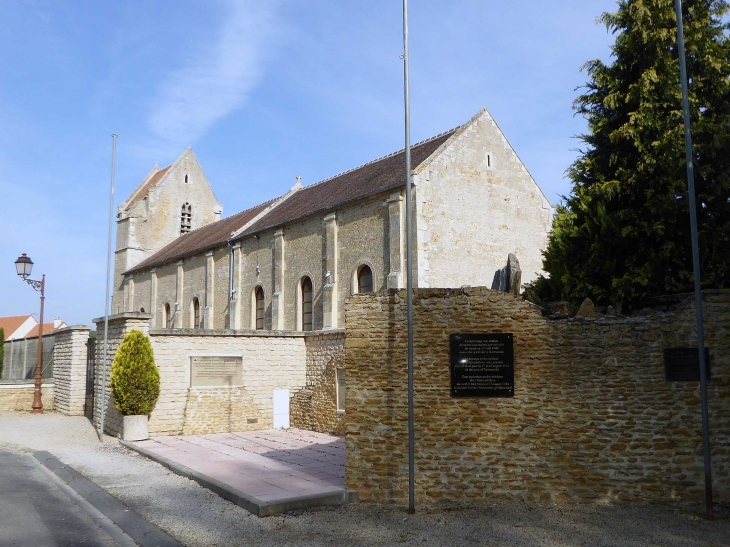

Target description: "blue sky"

left=0, top=0, right=618, bottom=326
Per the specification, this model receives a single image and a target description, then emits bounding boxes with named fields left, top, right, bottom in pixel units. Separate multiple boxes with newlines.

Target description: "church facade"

left=114, top=109, right=553, bottom=333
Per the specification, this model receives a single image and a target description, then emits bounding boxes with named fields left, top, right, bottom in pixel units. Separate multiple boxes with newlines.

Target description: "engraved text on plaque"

left=190, top=356, right=243, bottom=387
left=450, top=333, right=514, bottom=397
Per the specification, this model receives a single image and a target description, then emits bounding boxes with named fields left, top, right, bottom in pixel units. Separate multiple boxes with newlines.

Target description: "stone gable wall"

left=414, top=110, right=553, bottom=289
left=114, top=150, right=222, bottom=312
left=345, top=288, right=729, bottom=505
left=291, top=331, right=346, bottom=435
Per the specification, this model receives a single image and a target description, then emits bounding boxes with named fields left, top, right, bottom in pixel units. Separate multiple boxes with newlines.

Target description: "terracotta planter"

left=122, top=415, right=149, bottom=441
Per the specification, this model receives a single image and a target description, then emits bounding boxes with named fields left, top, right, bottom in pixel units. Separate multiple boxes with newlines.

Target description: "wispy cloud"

left=148, top=0, right=282, bottom=145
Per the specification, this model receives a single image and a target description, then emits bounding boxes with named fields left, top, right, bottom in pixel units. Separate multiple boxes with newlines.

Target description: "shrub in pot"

left=111, top=330, right=160, bottom=441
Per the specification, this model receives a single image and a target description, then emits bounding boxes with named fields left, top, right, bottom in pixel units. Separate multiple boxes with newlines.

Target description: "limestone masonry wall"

left=92, top=314, right=345, bottom=437
left=345, top=288, right=729, bottom=505
left=414, top=110, right=553, bottom=289
left=291, top=331, right=346, bottom=435
left=53, top=326, right=91, bottom=416
left=0, top=383, right=54, bottom=412
left=148, top=329, right=307, bottom=435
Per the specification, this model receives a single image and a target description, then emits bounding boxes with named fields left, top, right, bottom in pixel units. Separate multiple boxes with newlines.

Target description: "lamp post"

left=15, top=253, right=46, bottom=414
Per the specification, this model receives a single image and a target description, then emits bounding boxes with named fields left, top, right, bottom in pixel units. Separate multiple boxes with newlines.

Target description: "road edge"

left=33, top=450, right=184, bottom=547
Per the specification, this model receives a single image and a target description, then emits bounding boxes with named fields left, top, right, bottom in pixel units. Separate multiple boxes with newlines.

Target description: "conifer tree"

left=111, top=330, right=160, bottom=416
left=536, top=0, right=730, bottom=310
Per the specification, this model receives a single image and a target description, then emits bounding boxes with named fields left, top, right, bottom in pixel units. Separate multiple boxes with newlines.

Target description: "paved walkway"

left=127, top=429, right=350, bottom=516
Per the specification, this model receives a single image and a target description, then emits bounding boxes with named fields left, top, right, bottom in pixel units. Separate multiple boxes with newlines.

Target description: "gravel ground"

left=0, top=412, right=727, bottom=547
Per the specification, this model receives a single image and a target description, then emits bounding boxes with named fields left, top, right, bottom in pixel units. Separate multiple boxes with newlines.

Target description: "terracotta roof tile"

left=0, top=315, right=33, bottom=340
left=126, top=128, right=457, bottom=275
left=125, top=166, right=171, bottom=210
left=26, top=323, right=56, bottom=338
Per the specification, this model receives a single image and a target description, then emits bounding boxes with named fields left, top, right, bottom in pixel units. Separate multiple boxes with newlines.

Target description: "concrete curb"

left=120, top=439, right=358, bottom=517
left=33, top=450, right=183, bottom=547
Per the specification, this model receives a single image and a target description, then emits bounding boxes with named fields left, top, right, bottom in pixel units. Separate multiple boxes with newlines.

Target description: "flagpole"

left=402, top=0, right=415, bottom=515
left=99, top=134, right=117, bottom=442
left=674, top=0, right=712, bottom=520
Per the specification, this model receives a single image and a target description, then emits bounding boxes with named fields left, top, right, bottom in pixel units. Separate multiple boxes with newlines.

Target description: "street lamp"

left=14, top=253, right=46, bottom=413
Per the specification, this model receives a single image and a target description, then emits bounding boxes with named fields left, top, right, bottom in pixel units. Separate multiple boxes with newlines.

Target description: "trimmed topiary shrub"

left=111, top=330, right=160, bottom=416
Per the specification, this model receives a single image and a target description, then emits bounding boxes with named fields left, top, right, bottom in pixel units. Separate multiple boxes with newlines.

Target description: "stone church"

left=114, top=108, right=553, bottom=332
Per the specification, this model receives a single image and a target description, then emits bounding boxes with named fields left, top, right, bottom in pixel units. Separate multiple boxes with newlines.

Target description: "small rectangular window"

left=336, top=368, right=345, bottom=412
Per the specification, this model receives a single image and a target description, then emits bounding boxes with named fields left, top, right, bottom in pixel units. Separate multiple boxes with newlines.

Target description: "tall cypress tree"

left=536, top=0, right=730, bottom=310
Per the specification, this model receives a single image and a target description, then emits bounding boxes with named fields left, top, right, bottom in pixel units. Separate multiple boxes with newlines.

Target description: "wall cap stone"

left=93, top=312, right=153, bottom=325
left=149, top=327, right=344, bottom=338
left=0, top=380, right=55, bottom=387
left=54, top=325, right=92, bottom=335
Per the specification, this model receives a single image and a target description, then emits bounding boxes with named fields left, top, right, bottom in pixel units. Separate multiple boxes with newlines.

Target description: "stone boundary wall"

left=345, top=288, right=729, bottom=505
left=91, top=315, right=347, bottom=437
left=291, top=330, right=346, bottom=435
left=93, top=313, right=152, bottom=436
left=53, top=326, right=92, bottom=416
left=148, top=329, right=308, bottom=435
left=0, top=382, right=54, bottom=412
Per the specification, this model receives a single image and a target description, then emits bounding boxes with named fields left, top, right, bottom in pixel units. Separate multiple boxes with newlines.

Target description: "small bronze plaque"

left=191, top=356, right=243, bottom=387
left=664, top=348, right=711, bottom=382
left=450, top=333, right=514, bottom=397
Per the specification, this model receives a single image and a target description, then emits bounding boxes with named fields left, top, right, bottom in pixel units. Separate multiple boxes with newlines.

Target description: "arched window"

left=139, top=307, right=145, bottom=313
left=192, top=297, right=201, bottom=329
left=357, top=265, right=373, bottom=294
left=164, top=303, right=172, bottom=329
left=255, top=287, right=265, bottom=330
left=301, top=277, right=313, bottom=331
left=180, top=203, right=192, bottom=234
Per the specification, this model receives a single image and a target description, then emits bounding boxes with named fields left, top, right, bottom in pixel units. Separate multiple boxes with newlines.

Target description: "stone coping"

left=0, top=380, right=54, bottom=388
left=149, top=328, right=346, bottom=338
left=92, top=312, right=153, bottom=324
left=53, top=325, right=92, bottom=334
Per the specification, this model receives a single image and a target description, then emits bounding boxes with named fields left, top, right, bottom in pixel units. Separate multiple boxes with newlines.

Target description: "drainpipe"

left=228, top=239, right=236, bottom=329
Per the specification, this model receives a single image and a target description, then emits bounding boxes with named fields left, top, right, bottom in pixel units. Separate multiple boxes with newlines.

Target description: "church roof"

left=125, top=128, right=458, bottom=275
left=124, top=166, right=171, bottom=210
left=127, top=200, right=275, bottom=273
left=240, top=129, right=456, bottom=236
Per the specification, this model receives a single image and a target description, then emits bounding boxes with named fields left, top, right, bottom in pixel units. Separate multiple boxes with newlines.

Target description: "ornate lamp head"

left=15, top=253, right=33, bottom=279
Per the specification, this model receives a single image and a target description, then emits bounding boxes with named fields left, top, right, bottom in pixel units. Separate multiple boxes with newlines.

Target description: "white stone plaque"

left=190, top=356, right=243, bottom=387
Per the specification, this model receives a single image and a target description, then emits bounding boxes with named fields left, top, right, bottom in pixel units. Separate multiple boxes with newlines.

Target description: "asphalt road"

left=0, top=449, right=128, bottom=547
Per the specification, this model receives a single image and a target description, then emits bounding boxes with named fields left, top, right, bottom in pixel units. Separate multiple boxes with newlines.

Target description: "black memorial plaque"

left=450, top=333, right=514, bottom=397
left=664, top=347, right=711, bottom=382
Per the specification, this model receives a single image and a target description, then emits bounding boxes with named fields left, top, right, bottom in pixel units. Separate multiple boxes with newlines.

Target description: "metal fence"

left=2, top=334, right=55, bottom=380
